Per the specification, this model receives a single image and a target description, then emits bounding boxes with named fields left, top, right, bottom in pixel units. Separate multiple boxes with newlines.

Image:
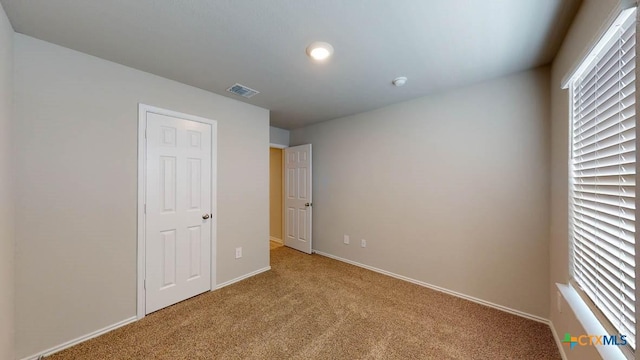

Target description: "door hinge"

left=144, top=204, right=146, bottom=213
left=144, top=279, right=146, bottom=289
left=144, top=128, right=147, bottom=138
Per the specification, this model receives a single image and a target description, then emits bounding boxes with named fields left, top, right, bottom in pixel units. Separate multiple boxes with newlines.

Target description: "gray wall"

left=550, top=1, right=621, bottom=359
left=269, top=126, right=290, bottom=147
left=291, top=68, right=551, bottom=318
left=0, top=2, right=13, bottom=360
left=14, top=34, right=269, bottom=358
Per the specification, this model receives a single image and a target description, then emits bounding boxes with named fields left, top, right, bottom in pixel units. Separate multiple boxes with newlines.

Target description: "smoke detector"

left=392, top=77, right=408, bottom=87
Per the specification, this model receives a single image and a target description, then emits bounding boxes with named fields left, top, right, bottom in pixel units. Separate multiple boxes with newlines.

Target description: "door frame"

left=136, top=103, right=218, bottom=319
left=268, top=145, right=286, bottom=246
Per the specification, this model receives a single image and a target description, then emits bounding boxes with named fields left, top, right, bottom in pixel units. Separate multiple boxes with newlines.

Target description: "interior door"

left=284, top=144, right=312, bottom=254
left=145, top=112, right=212, bottom=314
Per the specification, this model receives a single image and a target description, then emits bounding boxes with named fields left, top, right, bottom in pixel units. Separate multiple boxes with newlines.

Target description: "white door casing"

left=284, top=144, right=312, bottom=254
left=137, top=104, right=217, bottom=317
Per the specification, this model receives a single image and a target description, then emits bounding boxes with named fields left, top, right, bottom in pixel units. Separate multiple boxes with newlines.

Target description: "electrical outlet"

left=344, top=235, right=350, bottom=244
left=361, top=239, right=366, bottom=248
left=235, top=247, right=242, bottom=259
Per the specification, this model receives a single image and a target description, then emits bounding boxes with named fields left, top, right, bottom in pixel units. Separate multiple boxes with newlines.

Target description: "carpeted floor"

left=48, top=247, right=561, bottom=359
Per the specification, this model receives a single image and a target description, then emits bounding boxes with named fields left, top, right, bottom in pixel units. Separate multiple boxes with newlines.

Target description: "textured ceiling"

left=0, top=0, right=581, bottom=129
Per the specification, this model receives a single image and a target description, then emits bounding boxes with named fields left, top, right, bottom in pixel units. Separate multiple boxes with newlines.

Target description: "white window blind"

left=569, top=7, right=637, bottom=353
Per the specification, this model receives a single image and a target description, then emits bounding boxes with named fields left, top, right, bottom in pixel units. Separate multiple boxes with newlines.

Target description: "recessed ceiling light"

left=306, top=41, right=334, bottom=61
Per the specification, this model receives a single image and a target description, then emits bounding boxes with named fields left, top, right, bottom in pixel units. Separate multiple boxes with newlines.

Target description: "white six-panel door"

left=284, top=144, right=312, bottom=254
left=145, top=111, right=212, bottom=314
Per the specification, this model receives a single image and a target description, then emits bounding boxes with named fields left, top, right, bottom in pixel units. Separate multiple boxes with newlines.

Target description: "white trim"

left=269, top=143, right=287, bottom=149
left=269, top=236, right=283, bottom=244
left=210, top=121, right=219, bottom=294
left=137, top=103, right=218, bottom=319
left=312, top=250, right=549, bottom=324
left=20, top=316, right=137, bottom=360
left=561, top=0, right=637, bottom=88
left=216, top=266, right=271, bottom=290
left=556, top=283, right=629, bottom=360
left=137, top=105, right=146, bottom=319
left=549, top=320, right=569, bottom=360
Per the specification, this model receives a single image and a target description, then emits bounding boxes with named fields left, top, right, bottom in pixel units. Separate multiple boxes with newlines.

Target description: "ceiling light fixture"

left=306, top=41, right=334, bottom=61
left=392, top=77, right=408, bottom=87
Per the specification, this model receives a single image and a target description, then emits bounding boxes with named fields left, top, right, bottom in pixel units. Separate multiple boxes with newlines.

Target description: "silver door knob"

left=305, top=203, right=312, bottom=207
left=202, top=214, right=210, bottom=220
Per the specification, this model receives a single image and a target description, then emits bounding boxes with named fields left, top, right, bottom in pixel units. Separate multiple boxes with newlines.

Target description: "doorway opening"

left=269, top=143, right=313, bottom=256
left=269, top=146, right=285, bottom=251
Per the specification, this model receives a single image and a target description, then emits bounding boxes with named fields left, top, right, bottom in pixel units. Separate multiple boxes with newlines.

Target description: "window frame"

left=566, top=6, right=638, bottom=359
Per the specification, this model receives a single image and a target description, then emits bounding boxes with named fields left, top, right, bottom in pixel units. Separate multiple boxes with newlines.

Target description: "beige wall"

left=549, top=1, right=621, bottom=359
left=270, top=126, right=290, bottom=147
left=291, top=68, right=551, bottom=318
left=0, top=2, right=14, bottom=360
left=270, top=148, right=283, bottom=240
left=13, top=34, right=270, bottom=358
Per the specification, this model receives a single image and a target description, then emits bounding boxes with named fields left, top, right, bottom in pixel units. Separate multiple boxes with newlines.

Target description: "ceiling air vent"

left=226, top=83, right=260, bottom=98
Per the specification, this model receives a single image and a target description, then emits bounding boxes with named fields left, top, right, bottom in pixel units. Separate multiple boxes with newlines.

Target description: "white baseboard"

left=317, top=247, right=568, bottom=356
left=549, top=320, right=569, bottom=360
left=312, top=250, right=549, bottom=324
left=21, top=257, right=557, bottom=359
left=269, top=237, right=283, bottom=244
left=21, top=316, right=137, bottom=360
left=19, top=267, right=272, bottom=360
left=216, top=266, right=271, bottom=290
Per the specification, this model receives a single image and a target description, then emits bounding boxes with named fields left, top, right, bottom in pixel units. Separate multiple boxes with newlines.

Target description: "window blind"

left=570, top=8, right=637, bottom=352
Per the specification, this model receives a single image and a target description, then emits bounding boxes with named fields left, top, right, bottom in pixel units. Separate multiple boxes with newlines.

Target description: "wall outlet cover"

left=235, top=247, right=242, bottom=259
left=344, top=235, right=350, bottom=244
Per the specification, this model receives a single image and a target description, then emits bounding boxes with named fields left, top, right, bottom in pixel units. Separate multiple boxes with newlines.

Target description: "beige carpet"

left=48, top=247, right=561, bottom=359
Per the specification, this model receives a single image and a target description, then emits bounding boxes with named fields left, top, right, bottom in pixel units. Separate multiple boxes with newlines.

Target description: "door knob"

left=305, top=203, right=312, bottom=207
left=202, top=214, right=210, bottom=220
